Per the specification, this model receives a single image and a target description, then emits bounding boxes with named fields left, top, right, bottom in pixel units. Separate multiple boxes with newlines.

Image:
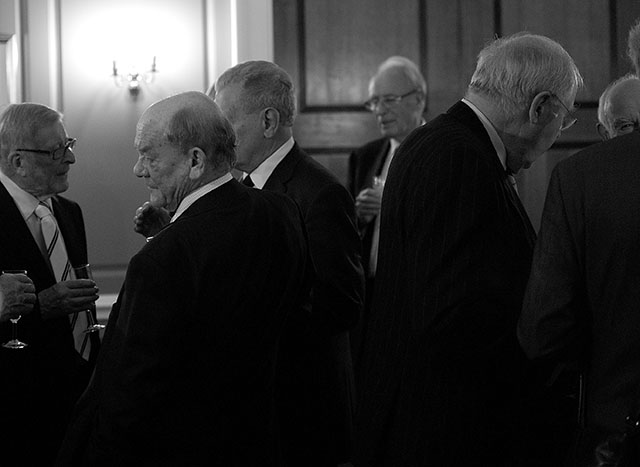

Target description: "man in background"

left=354, top=33, right=582, bottom=466
left=58, top=92, right=308, bottom=465
left=0, top=102, right=100, bottom=465
left=347, top=56, right=426, bottom=370
left=596, top=74, right=640, bottom=140
left=212, top=61, right=364, bottom=467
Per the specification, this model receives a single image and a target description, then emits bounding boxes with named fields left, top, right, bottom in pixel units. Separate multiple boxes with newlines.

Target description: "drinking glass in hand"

left=2, top=270, right=29, bottom=349
left=72, top=264, right=105, bottom=333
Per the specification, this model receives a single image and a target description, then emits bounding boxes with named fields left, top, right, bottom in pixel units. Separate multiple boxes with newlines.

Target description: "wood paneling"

left=275, top=0, right=640, bottom=230
left=425, top=0, right=494, bottom=119
left=304, top=0, right=421, bottom=108
left=502, top=0, right=611, bottom=102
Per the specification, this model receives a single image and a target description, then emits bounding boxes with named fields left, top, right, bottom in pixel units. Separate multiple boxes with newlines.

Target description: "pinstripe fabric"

left=354, top=101, right=536, bottom=466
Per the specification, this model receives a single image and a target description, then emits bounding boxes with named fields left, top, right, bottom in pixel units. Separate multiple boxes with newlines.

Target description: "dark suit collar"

left=170, top=178, right=246, bottom=221
left=448, top=101, right=536, bottom=244
left=263, top=142, right=306, bottom=192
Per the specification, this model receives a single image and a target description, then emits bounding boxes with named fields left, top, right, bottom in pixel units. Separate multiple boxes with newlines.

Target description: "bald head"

left=597, top=75, right=640, bottom=140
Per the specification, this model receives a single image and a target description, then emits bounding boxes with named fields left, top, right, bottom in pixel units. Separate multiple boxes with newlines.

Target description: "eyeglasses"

left=550, top=93, right=578, bottom=131
left=16, top=138, right=77, bottom=160
left=364, top=89, right=419, bottom=112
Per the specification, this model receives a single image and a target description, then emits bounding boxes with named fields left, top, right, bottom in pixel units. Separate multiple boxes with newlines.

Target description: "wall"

left=274, top=0, right=640, bottom=231
left=13, top=0, right=274, bottom=295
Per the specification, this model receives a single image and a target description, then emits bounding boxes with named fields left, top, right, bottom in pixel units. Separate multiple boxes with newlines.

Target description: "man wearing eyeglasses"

left=596, top=74, right=640, bottom=140
left=0, top=103, right=100, bottom=465
left=354, top=33, right=583, bottom=466
left=347, top=56, right=426, bottom=371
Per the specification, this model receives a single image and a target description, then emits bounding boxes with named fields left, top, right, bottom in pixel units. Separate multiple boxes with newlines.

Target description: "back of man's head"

left=468, top=33, right=582, bottom=121
left=597, top=74, right=640, bottom=140
left=144, top=91, right=236, bottom=172
left=211, top=60, right=297, bottom=128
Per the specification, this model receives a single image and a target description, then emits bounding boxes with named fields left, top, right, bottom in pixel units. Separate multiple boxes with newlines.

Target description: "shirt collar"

left=170, top=173, right=234, bottom=223
left=461, top=98, right=508, bottom=172
left=244, top=137, right=295, bottom=189
left=0, top=170, right=50, bottom=219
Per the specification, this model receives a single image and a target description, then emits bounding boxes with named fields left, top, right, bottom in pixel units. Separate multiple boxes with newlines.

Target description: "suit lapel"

left=263, top=144, right=303, bottom=194
left=0, top=182, right=52, bottom=277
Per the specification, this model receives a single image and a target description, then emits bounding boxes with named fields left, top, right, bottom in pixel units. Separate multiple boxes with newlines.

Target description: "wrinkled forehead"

left=135, top=111, right=167, bottom=150
left=369, top=67, right=414, bottom=96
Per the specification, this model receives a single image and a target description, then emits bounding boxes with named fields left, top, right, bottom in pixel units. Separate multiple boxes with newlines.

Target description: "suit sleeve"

left=306, top=183, right=364, bottom=332
left=518, top=163, right=588, bottom=362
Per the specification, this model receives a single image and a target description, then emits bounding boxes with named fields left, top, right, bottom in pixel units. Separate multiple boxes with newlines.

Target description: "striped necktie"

left=35, top=202, right=71, bottom=282
left=35, top=202, right=90, bottom=360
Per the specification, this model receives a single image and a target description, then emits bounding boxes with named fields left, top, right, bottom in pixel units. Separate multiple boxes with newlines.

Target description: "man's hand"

left=355, top=187, right=383, bottom=224
left=38, top=280, right=99, bottom=320
left=133, top=201, right=170, bottom=238
left=0, top=273, right=36, bottom=322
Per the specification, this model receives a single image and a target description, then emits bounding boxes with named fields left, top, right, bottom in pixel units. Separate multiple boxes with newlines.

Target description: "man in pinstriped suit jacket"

left=353, top=33, right=583, bottom=466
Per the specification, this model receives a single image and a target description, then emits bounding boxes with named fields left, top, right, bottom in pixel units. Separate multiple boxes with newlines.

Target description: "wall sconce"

left=112, top=57, right=157, bottom=96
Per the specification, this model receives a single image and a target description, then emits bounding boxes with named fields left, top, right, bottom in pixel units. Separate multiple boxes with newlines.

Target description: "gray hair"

left=0, top=103, right=62, bottom=159
left=372, top=56, right=427, bottom=96
left=213, top=60, right=296, bottom=127
left=597, top=73, right=640, bottom=133
left=628, top=18, right=640, bottom=76
left=468, top=33, right=583, bottom=120
left=162, top=92, right=236, bottom=170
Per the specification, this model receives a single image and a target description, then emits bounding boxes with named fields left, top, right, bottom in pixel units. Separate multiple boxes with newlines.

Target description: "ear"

left=528, top=91, right=556, bottom=126
left=261, top=108, right=281, bottom=138
left=596, top=122, right=610, bottom=141
left=7, top=151, right=27, bottom=175
left=188, top=147, right=206, bottom=179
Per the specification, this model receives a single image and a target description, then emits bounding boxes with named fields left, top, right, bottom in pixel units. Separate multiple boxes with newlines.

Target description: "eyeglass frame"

left=364, top=89, right=420, bottom=112
left=549, top=93, right=578, bottom=131
left=16, top=137, right=77, bottom=161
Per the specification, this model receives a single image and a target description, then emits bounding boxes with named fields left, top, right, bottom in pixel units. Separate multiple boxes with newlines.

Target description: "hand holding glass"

left=72, top=264, right=104, bottom=333
left=2, top=270, right=29, bottom=349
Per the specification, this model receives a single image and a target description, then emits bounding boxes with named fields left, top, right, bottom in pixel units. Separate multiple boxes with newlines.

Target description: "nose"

left=133, top=156, right=147, bottom=178
left=63, top=147, right=76, bottom=164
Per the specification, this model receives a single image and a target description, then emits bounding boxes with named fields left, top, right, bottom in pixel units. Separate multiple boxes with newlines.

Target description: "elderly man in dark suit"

left=57, top=92, right=309, bottom=466
left=212, top=61, right=364, bottom=467
left=354, top=33, right=583, bottom=466
left=518, top=119, right=640, bottom=463
left=0, top=102, right=100, bottom=465
left=348, top=56, right=426, bottom=370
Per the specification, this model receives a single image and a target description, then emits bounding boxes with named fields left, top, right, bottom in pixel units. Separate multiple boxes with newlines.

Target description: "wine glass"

left=71, top=264, right=105, bottom=333
left=2, top=270, right=29, bottom=349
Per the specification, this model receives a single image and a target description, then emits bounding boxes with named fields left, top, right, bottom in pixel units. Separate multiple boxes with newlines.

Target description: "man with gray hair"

left=596, top=74, right=640, bottom=140
left=354, top=33, right=582, bottom=466
left=212, top=61, right=364, bottom=467
left=58, top=91, right=309, bottom=465
left=348, top=55, right=426, bottom=370
left=0, top=102, right=99, bottom=465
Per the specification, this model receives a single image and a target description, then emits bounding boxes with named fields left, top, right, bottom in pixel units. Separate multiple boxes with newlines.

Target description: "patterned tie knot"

left=35, top=202, right=53, bottom=220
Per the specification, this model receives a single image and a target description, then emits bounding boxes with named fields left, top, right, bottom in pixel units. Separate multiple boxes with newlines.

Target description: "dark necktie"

left=242, top=175, right=255, bottom=187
